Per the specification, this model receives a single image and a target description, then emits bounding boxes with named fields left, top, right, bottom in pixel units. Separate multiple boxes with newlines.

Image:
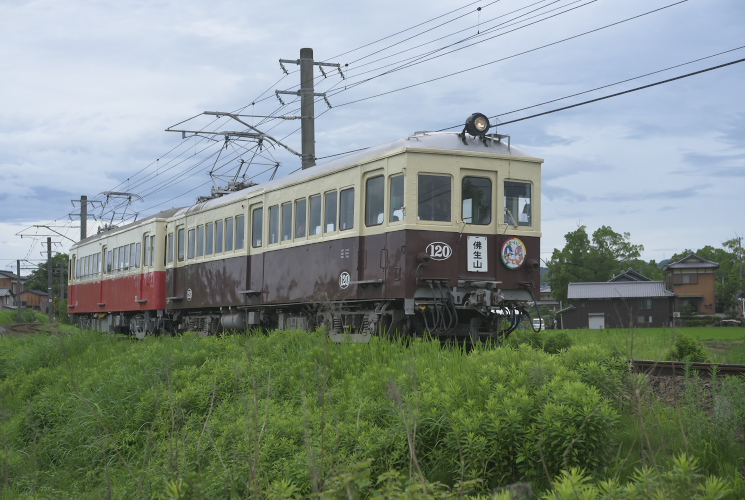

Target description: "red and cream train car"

left=69, top=120, right=543, bottom=341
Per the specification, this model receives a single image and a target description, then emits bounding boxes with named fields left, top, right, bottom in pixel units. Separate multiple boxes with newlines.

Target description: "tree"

left=546, top=226, right=644, bottom=304
left=25, top=253, right=69, bottom=298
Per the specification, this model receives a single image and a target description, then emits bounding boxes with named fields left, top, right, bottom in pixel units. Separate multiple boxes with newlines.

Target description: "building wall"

left=562, top=297, right=673, bottom=329
left=20, top=292, right=48, bottom=313
left=666, top=268, right=717, bottom=314
left=0, top=276, right=24, bottom=294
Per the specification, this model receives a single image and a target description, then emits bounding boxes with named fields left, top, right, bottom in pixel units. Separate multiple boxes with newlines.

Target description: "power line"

left=490, top=57, right=745, bottom=128
left=332, top=0, right=688, bottom=108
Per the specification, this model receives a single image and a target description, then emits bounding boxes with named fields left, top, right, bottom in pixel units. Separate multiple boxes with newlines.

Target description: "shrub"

left=669, top=334, right=708, bottom=363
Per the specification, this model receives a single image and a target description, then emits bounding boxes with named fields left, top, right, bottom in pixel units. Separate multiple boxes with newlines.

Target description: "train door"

left=165, top=230, right=178, bottom=302
left=358, top=173, right=387, bottom=295
left=100, top=247, right=107, bottom=305
left=247, top=205, right=264, bottom=304
left=459, top=169, right=498, bottom=282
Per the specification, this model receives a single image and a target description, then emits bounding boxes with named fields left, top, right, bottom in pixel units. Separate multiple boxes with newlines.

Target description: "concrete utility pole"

left=17, top=260, right=22, bottom=324
left=277, top=48, right=344, bottom=170
left=80, top=195, right=88, bottom=241
left=47, top=237, right=53, bottom=324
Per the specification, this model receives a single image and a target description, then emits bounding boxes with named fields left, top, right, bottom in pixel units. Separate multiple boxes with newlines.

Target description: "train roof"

left=175, top=131, right=541, bottom=216
left=70, top=207, right=181, bottom=250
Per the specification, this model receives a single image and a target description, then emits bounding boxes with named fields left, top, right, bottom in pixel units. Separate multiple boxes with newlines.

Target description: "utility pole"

left=47, top=237, right=53, bottom=324
left=81, top=195, right=87, bottom=241
left=276, top=48, right=344, bottom=170
left=17, top=260, right=22, bottom=324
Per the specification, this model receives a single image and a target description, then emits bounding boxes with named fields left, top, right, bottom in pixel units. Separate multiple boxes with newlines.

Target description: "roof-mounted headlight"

left=464, top=113, right=490, bottom=136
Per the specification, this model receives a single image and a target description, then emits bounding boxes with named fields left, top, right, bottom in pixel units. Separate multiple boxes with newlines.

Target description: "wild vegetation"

left=1, top=328, right=744, bottom=499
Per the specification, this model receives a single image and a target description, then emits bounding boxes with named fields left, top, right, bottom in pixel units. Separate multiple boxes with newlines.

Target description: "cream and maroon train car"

left=67, top=209, right=177, bottom=336
left=162, top=131, right=543, bottom=341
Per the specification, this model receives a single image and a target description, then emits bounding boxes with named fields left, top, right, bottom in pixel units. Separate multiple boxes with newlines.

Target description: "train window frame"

left=309, top=194, right=322, bottom=236
left=135, top=242, right=141, bottom=268
left=225, top=216, right=234, bottom=252
left=236, top=214, right=245, bottom=250
left=177, top=227, right=185, bottom=262
left=324, top=190, right=337, bottom=233
left=215, top=219, right=224, bottom=253
left=252, top=207, right=263, bottom=248
left=365, top=175, right=384, bottom=227
left=106, top=249, right=112, bottom=274
left=268, top=205, right=279, bottom=245
left=197, top=225, right=205, bottom=257
left=281, top=202, right=293, bottom=241
left=120, top=246, right=126, bottom=272
left=389, top=174, right=405, bottom=223
left=205, top=222, right=214, bottom=256
left=504, top=180, right=532, bottom=227
left=187, top=228, right=196, bottom=259
left=340, top=187, right=354, bottom=231
left=143, top=235, right=151, bottom=267
left=461, top=176, right=492, bottom=225
left=295, top=198, right=307, bottom=239
left=418, top=174, right=452, bottom=222
left=167, top=233, right=174, bottom=264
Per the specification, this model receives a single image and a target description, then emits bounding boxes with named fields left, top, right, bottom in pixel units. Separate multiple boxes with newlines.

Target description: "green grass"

left=562, top=327, right=745, bottom=363
left=1, top=328, right=743, bottom=499
left=0, top=309, right=48, bottom=325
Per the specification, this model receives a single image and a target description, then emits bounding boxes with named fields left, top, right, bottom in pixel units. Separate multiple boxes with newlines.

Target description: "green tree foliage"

left=669, top=238, right=743, bottom=313
left=546, top=226, right=644, bottom=304
left=24, top=253, right=69, bottom=297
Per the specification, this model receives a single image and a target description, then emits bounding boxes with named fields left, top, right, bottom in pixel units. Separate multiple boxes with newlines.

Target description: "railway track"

left=630, top=359, right=745, bottom=378
left=0, top=323, right=45, bottom=336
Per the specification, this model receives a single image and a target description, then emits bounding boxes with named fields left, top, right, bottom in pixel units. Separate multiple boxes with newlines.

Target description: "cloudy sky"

left=1, top=0, right=743, bottom=272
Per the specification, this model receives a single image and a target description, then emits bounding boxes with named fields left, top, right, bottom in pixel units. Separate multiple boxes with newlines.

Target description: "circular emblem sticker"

left=339, top=271, right=351, bottom=289
left=501, top=238, right=526, bottom=269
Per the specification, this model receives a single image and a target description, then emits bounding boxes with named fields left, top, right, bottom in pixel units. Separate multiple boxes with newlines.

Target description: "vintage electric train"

left=68, top=116, right=543, bottom=341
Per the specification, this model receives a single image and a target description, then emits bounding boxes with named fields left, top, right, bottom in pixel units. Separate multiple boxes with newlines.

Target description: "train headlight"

left=464, top=113, right=490, bottom=136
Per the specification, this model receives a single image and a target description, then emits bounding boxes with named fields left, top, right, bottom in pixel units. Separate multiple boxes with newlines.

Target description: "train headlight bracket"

left=460, top=112, right=491, bottom=146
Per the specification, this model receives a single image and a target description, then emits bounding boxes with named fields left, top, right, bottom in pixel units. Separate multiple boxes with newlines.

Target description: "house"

left=0, top=288, right=15, bottom=308
left=536, top=286, right=560, bottom=312
left=559, top=269, right=674, bottom=329
left=19, top=290, right=49, bottom=313
left=0, top=270, right=25, bottom=294
left=664, top=253, right=719, bottom=314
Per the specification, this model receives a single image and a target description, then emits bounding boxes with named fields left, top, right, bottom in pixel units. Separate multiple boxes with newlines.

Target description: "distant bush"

left=507, top=331, right=574, bottom=354
left=0, top=309, right=46, bottom=325
left=669, top=334, right=709, bottom=362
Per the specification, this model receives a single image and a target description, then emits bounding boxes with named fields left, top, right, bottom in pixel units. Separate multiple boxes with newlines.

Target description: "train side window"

left=309, top=195, right=321, bottom=235
left=504, top=181, right=532, bottom=226
left=215, top=220, right=224, bottom=253
left=206, top=223, right=214, bottom=255
left=281, top=202, right=292, bottom=241
left=178, top=228, right=185, bottom=262
left=167, top=233, right=174, bottom=264
left=269, top=205, right=279, bottom=244
left=225, top=217, right=234, bottom=251
left=113, top=247, right=120, bottom=272
left=389, top=174, right=404, bottom=222
left=462, top=177, right=492, bottom=225
left=340, top=188, right=354, bottom=231
left=324, top=191, right=337, bottom=232
left=365, top=176, right=384, bottom=227
left=120, top=246, right=127, bottom=271
left=295, top=199, right=307, bottom=238
left=236, top=215, right=245, bottom=250
left=135, top=243, right=141, bottom=268
left=252, top=208, right=263, bottom=247
left=150, top=236, right=156, bottom=266
left=197, top=225, right=205, bottom=257
left=418, top=174, right=451, bottom=222
left=187, top=229, right=196, bottom=259
left=107, top=250, right=112, bottom=273
left=143, top=236, right=150, bottom=266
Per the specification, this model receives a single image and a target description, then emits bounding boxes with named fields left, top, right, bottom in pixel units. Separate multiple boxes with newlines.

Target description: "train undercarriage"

left=73, top=281, right=537, bottom=343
